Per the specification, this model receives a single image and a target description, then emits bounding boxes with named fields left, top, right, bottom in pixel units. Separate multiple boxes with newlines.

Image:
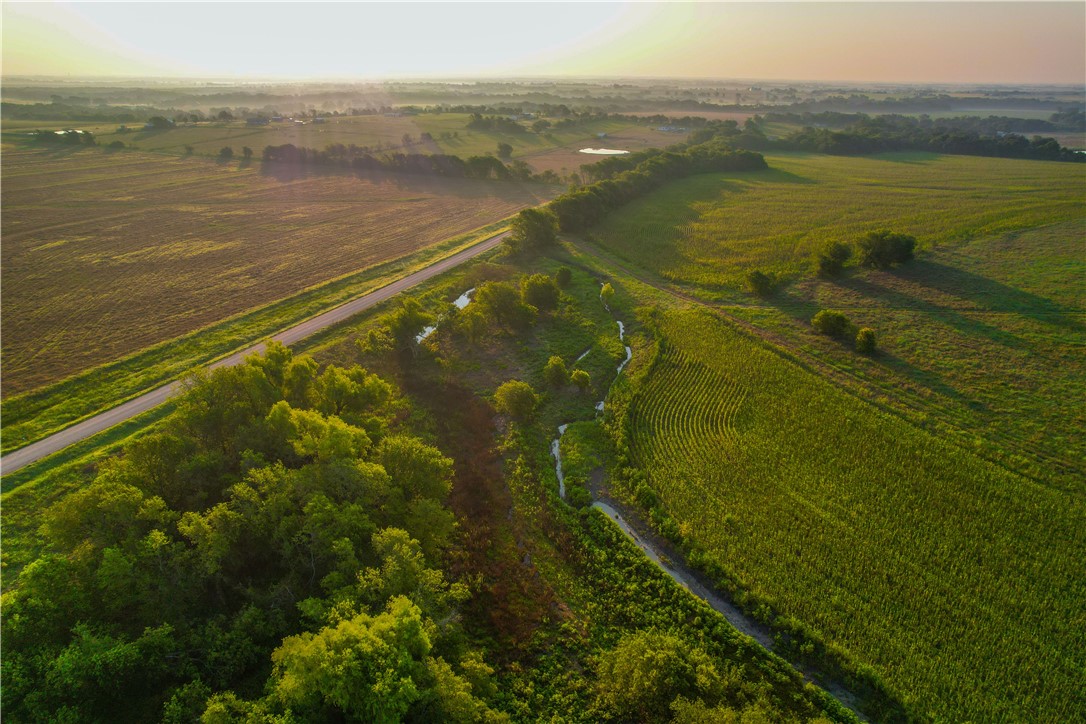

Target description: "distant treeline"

left=740, top=113, right=1084, bottom=162
left=763, top=108, right=1086, bottom=134
left=261, top=142, right=561, bottom=183
left=551, top=136, right=767, bottom=232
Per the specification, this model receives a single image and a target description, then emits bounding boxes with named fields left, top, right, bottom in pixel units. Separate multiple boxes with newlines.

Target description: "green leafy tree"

left=555, top=266, right=572, bottom=288
left=745, top=269, right=779, bottom=298
left=218, top=146, right=234, bottom=160
left=812, top=309, right=853, bottom=339
left=520, top=273, right=560, bottom=311
left=475, top=281, right=536, bottom=330
left=817, top=240, right=852, bottom=276
left=857, top=229, right=917, bottom=268
left=270, top=596, right=431, bottom=722
left=570, top=369, right=591, bottom=392
left=507, top=207, right=558, bottom=252
left=600, top=282, right=615, bottom=306
left=855, top=327, right=878, bottom=354
left=596, top=631, right=723, bottom=720
left=494, top=380, right=538, bottom=422
left=543, top=356, right=569, bottom=387
left=496, top=142, right=513, bottom=159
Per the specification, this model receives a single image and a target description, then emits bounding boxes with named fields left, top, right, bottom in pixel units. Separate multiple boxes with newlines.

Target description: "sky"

left=2, top=2, right=1084, bottom=85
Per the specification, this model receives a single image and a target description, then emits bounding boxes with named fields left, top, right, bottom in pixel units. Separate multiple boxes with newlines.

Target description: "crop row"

left=622, top=307, right=1085, bottom=722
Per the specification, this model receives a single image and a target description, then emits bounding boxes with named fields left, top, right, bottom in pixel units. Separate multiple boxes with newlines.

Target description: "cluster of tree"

left=758, top=115, right=1083, bottom=162
left=28, top=129, right=97, bottom=146
left=262, top=142, right=517, bottom=180
left=2, top=343, right=508, bottom=722
left=465, top=113, right=528, bottom=134
left=812, top=310, right=878, bottom=354
left=549, top=138, right=767, bottom=232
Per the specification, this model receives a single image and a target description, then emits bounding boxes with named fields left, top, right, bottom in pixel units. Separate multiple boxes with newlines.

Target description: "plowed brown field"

left=1, top=146, right=551, bottom=394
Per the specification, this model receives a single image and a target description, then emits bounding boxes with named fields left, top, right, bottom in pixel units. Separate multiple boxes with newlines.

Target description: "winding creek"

left=550, top=290, right=866, bottom=720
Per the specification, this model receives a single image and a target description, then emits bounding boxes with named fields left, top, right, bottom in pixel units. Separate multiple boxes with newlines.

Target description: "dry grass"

left=1, top=145, right=551, bottom=394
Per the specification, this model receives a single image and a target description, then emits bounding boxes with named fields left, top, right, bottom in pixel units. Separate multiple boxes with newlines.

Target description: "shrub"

left=544, top=356, right=569, bottom=387
left=600, top=283, right=615, bottom=306
left=218, top=146, right=234, bottom=160
left=475, top=281, right=536, bottom=330
left=746, top=269, right=779, bottom=298
left=555, top=267, right=572, bottom=289
left=855, top=327, right=878, bottom=354
left=817, top=241, right=852, bottom=276
left=570, top=369, right=591, bottom=391
left=520, top=273, right=560, bottom=311
left=494, top=380, right=538, bottom=422
left=857, top=230, right=916, bottom=268
left=812, top=309, right=853, bottom=339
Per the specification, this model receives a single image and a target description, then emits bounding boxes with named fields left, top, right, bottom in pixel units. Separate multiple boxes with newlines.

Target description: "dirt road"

left=0, top=230, right=510, bottom=476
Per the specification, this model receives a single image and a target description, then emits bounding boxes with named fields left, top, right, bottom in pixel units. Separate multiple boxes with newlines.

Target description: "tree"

left=242, top=146, right=253, bottom=159
left=570, top=369, right=591, bottom=392
left=812, top=309, right=853, bottom=339
left=857, top=230, right=916, bottom=268
left=507, top=207, right=558, bottom=252
left=183, top=145, right=194, bottom=156
left=520, top=274, right=559, bottom=311
left=555, top=267, right=572, bottom=288
left=600, top=283, right=615, bottom=306
left=270, top=597, right=431, bottom=722
left=147, top=116, right=173, bottom=129
left=475, top=281, right=536, bottom=330
left=218, top=146, right=234, bottom=160
left=745, top=269, right=778, bottom=298
left=494, top=380, right=537, bottom=422
left=532, top=119, right=552, bottom=134
left=496, top=142, right=513, bottom=159
left=817, top=240, right=852, bottom=276
left=855, top=327, right=878, bottom=354
left=543, top=356, right=569, bottom=387
left=596, top=631, right=721, bottom=720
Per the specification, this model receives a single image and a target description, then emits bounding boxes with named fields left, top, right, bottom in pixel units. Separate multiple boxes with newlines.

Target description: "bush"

left=746, top=269, right=779, bottom=297
left=475, top=281, right=536, bottom=330
left=817, top=241, right=852, bottom=276
left=218, top=146, right=234, bottom=160
left=600, top=283, right=615, bottom=306
left=494, top=380, right=538, bottom=421
left=555, top=267, right=572, bottom=289
left=855, top=327, right=878, bottom=354
left=520, top=274, right=560, bottom=311
left=857, top=230, right=916, bottom=268
left=812, top=309, right=853, bottom=339
left=570, top=369, right=591, bottom=392
left=544, top=356, right=569, bottom=387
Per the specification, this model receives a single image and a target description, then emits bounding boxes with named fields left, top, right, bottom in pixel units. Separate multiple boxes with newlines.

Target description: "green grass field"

left=592, top=152, right=1084, bottom=289
left=588, top=152, right=1086, bottom=488
left=3, top=113, right=678, bottom=175
left=623, top=306, right=1084, bottom=721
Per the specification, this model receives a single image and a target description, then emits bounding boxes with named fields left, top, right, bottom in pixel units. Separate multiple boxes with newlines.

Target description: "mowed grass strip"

left=1, top=146, right=553, bottom=396
left=628, top=307, right=1085, bottom=722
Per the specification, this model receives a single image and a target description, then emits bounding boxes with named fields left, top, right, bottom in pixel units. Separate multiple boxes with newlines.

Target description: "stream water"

left=416, top=288, right=475, bottom=343
left=549, top=289, right=866, bottom=720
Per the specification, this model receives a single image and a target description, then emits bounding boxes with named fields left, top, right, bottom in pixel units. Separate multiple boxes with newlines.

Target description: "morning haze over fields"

left=2, top=2, right=1084, bottom=722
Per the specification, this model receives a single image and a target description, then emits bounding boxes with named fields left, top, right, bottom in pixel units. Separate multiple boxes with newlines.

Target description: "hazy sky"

left=3, top=2, right=1084, bottom=84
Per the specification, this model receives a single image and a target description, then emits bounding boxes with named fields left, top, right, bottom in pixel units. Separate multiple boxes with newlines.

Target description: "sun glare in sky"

left=2, top=2, right=1084, bottom=84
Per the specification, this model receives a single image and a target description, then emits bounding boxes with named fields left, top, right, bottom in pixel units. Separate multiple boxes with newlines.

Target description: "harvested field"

left=1, top=145, right=552, bottom=394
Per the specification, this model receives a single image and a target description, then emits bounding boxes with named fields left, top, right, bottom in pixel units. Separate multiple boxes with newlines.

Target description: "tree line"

left=740, top=113, right=1084, bottom=162
left=548, top=138, right=767, bottom=233
left=261, top=143, right=562, bottom=183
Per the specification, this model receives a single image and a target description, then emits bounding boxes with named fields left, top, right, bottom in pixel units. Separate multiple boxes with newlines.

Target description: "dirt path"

left=0, top=230, right=510, bottom=476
